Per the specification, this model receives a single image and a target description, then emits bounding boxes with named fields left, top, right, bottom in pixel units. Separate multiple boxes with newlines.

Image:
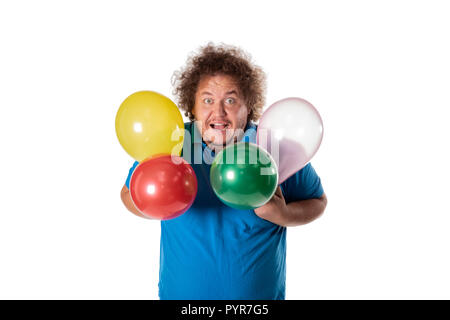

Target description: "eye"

left=225, top=97, right=235, bottom=104
left=203, top=98, right=213, bottom=104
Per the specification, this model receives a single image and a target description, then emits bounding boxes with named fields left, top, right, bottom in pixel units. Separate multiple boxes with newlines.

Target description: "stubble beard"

left=201, top=121, right=247, bottom=153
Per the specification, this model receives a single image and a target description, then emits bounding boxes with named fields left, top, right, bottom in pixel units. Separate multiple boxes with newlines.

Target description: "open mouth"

left=209, top=122, right=231, bottom=131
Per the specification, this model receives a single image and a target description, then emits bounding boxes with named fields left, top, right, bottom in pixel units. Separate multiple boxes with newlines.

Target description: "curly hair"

left=172, top=42, right=266, bottom=122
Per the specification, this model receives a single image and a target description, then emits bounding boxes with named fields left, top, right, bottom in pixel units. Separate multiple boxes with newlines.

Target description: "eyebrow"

left=200, top=90, right=239, bottom=96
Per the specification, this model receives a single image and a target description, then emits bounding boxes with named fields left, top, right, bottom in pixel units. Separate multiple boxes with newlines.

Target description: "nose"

left=212, top=101, right=227, bottom=117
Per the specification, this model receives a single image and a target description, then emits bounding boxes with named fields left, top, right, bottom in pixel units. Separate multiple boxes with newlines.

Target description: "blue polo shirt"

left=125, top=122, right=324, bottom=300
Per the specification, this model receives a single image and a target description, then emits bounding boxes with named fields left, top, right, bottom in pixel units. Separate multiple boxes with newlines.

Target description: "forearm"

left=282, top=196, right=327, bottom=227
left=254, top=187, right=327, bottom=227
left=120, top=185, right=152, bottom=219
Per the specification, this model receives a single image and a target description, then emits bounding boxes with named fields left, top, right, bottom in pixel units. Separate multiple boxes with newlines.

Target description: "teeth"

left=210, top=122, right=229, bottom=129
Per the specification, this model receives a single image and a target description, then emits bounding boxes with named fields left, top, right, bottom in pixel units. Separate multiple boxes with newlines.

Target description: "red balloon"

left=129, top=155, right=198, bottom=220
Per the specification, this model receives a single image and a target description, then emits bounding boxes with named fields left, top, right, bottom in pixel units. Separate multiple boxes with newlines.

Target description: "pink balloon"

left=257, top=97, right=323, bottom=184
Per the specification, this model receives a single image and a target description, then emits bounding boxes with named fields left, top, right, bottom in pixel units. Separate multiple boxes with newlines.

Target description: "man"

left=120, top=43, right=327, bottom=299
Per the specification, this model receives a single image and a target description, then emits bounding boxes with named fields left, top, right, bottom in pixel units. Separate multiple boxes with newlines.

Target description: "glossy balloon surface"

left=210, top=142, right=278, bottom=210
left=129, top=155, right=197, bottom=220
left=257, top=97, right=323, bottom=183
left=115, top=91, right=184, bottom=161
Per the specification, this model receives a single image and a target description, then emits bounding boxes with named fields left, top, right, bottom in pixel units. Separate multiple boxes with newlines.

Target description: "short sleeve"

left=125, top=161, right=139, bottom=189
left=280, top=163, right=324, bottom=204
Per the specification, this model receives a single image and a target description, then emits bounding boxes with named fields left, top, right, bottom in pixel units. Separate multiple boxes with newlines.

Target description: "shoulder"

left=280, top=163, right=324, bottom=202
left=282, top=162, right=314, bottom=185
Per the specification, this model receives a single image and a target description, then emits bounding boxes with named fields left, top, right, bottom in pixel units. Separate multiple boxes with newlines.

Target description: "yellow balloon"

left=115, top=91, right=184, bottom=161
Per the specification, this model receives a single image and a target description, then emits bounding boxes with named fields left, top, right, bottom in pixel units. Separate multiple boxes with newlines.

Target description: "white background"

left=1, top=0, right=449, bottom=299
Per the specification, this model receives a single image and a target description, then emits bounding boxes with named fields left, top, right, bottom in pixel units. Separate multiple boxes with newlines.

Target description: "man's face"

left=192, top=74, right=249, bottom=150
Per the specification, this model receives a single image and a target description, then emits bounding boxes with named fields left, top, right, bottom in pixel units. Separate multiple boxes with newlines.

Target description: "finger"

left=274, top=186, right=283, bottom=198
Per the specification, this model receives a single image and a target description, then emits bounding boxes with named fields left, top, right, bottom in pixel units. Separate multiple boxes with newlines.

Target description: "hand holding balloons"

left=116, top=90, right=197, bottom=220
left=257, top=97, right=323, bottom=184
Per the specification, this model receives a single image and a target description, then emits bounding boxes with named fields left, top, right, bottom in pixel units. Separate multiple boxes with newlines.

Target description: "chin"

left=204, top=129, right=236, bottom=147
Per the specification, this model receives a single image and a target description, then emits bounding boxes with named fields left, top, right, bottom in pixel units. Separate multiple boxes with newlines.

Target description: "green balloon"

left=210, top=142, right=279, bottom=210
